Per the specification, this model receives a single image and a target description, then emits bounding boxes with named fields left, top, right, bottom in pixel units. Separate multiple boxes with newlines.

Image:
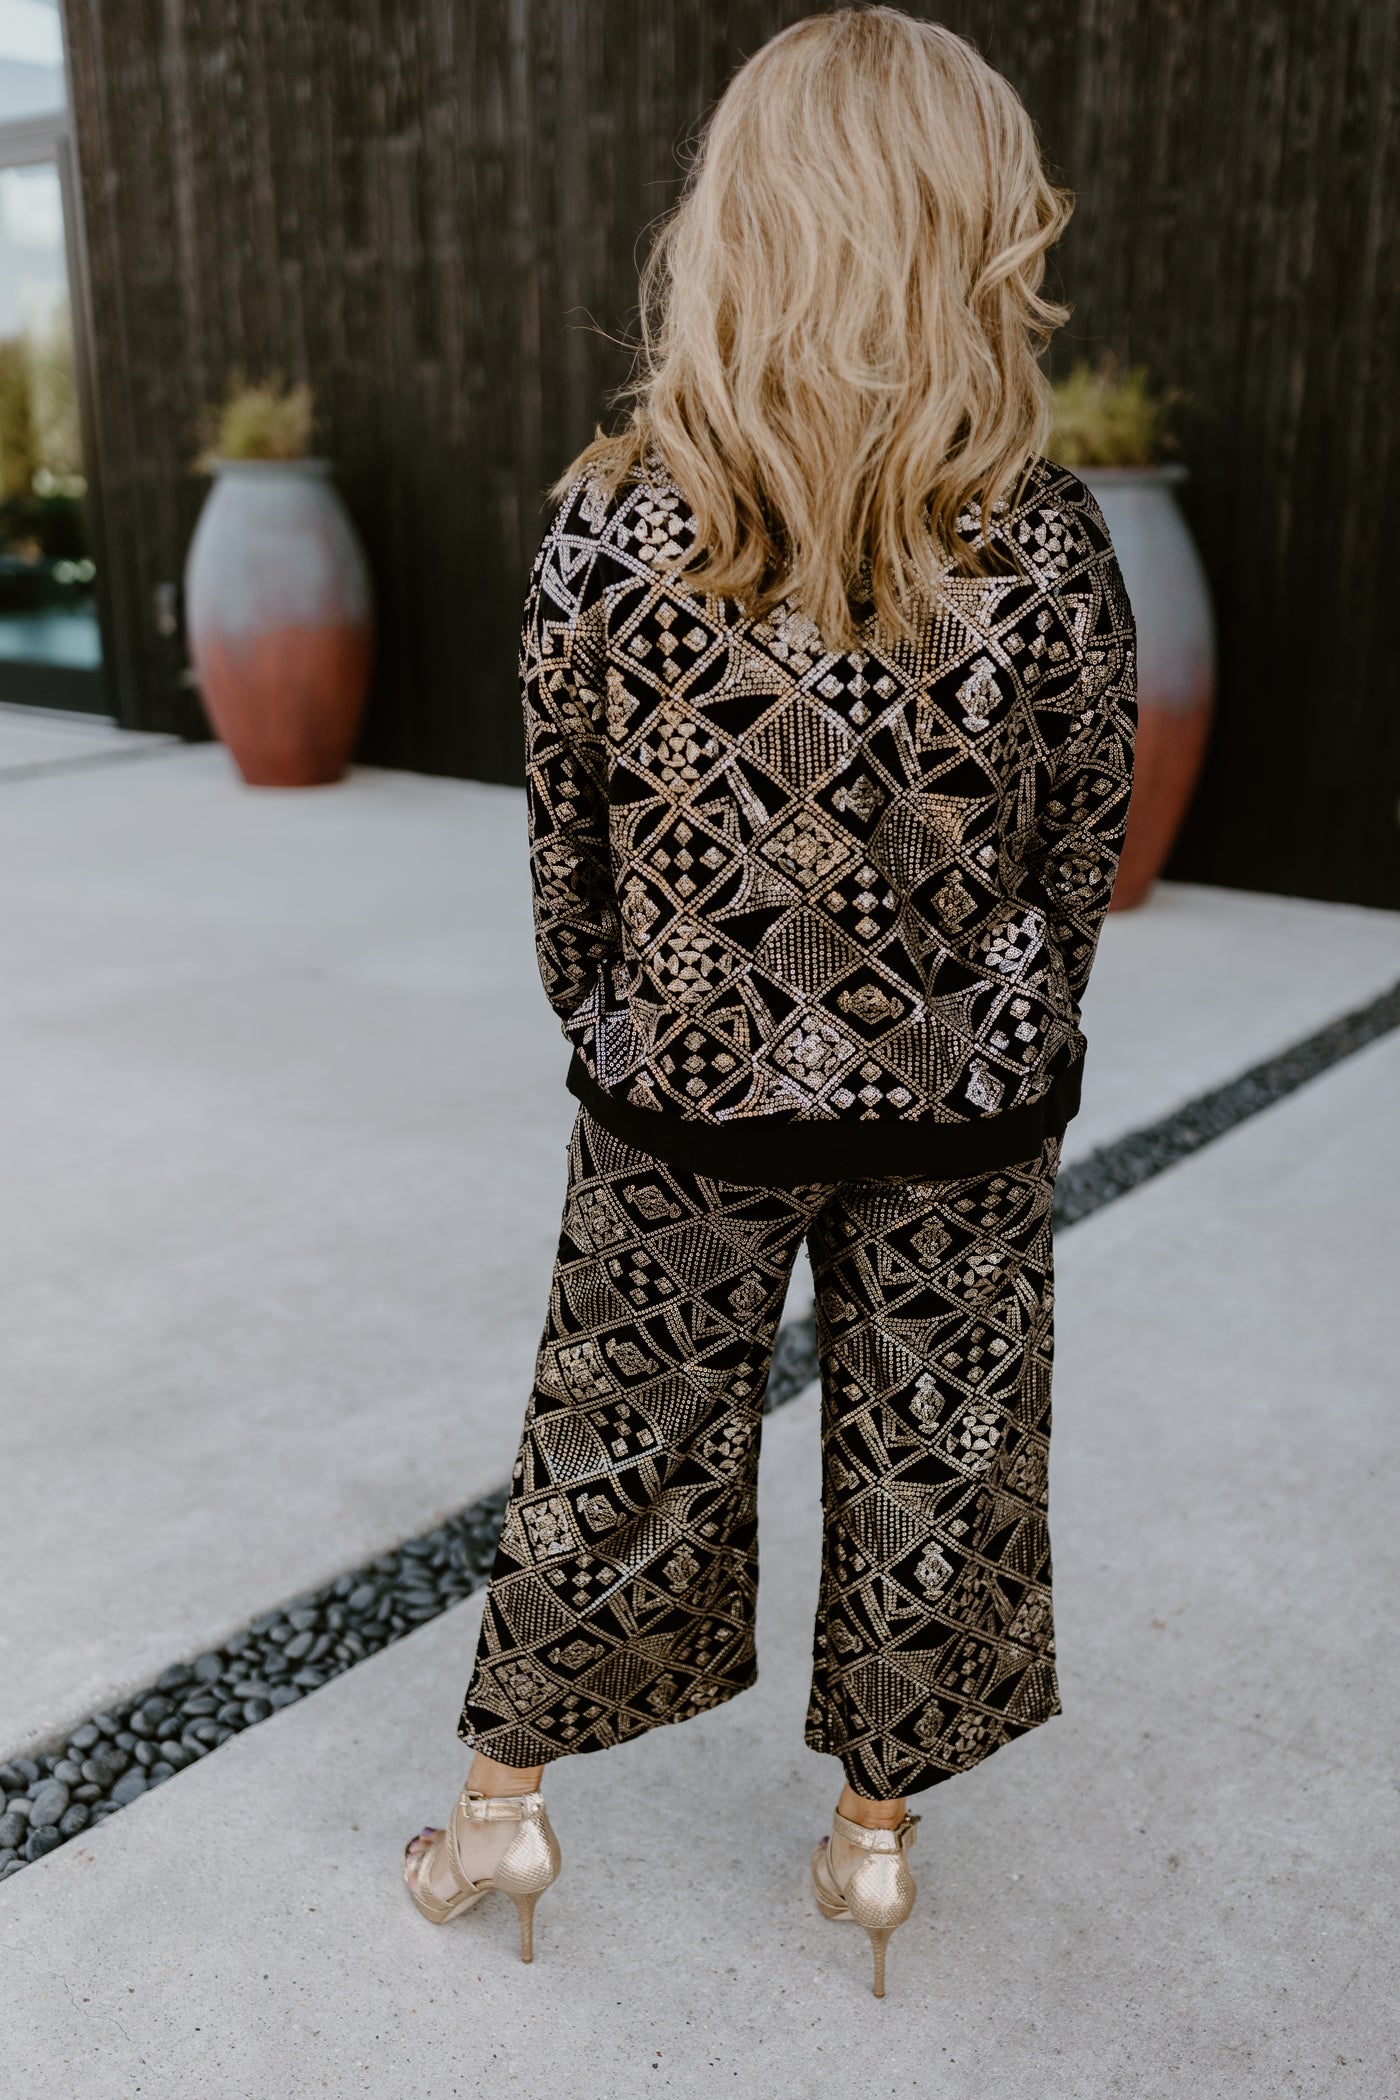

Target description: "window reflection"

left=0, top=2, right=66, bottom=126
left=0, top=157, right=100, bottom=688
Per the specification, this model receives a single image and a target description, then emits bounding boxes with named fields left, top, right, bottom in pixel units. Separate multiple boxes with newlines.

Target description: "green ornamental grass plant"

left=195, top=373, right=316, bottom=471
left=1046, top=358, right=1178, bottom=470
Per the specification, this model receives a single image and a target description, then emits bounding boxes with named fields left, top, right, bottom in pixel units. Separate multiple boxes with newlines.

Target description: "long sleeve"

left=520, top=485, right=620, bottom=1039
left=1022, top=524, right=1138, bottom=1012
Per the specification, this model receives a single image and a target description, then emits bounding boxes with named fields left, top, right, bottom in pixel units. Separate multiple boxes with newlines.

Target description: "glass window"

left=0, top=156, right=102, bottom=699
left=0, top=2, right=66, bottom=124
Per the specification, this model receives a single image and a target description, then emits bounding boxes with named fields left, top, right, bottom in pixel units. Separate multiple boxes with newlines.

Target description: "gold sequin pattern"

left=460, top=1107, right=1062, bottom=1801
left=521, top=457, right=1136, bottom=1142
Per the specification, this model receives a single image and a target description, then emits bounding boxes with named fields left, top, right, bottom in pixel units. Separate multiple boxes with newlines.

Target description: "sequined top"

left=521, top=455, right=1137, bottom=1183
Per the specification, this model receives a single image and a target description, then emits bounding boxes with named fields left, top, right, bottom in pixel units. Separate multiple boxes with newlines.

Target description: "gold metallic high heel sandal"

left=811, top=1807, right=921, bottom=1997
left=403, top=1785, right=561, bottom=1962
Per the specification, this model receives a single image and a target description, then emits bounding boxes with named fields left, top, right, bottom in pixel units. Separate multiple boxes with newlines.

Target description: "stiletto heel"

left=491, top=1796, right=562, bottom=1963
left=511, top=1890, right=540, bottom=1963
left=866, top=1926, right=892, bottom=1998
left=403, top=1785, right=561, bottom=1959
left=810, top=1807, right=921, bottom=1998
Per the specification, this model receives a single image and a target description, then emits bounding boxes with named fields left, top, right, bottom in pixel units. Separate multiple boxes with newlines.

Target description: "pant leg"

left=804, top=1136, right=1062, bottom=1801
left=459, top=1105, right=820, bottom=1768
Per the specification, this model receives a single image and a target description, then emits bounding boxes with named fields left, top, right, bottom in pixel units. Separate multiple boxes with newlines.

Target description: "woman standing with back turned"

left=404, top=7, right=1136, bottom=1997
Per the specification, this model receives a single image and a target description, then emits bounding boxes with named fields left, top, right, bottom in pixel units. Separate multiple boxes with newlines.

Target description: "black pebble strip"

left=3, top=974, right=1396, bottom=1878
left=1053, top=975, right=1400, bottom=1226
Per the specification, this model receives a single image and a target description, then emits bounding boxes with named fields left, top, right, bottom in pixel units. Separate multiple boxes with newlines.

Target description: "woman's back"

left=524, top=449, right=1135, bottom=1182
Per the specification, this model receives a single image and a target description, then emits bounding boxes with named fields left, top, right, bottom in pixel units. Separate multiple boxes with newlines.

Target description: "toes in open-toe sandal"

left=403, top=1784, right=562, bottom=1961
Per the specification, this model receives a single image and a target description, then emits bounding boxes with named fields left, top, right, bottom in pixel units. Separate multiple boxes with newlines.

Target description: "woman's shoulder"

left=526, top=450, right=697, bottom=639
left=984, top=456, right=1117, bottom=572
left=548, top=448, right=692, bottom=554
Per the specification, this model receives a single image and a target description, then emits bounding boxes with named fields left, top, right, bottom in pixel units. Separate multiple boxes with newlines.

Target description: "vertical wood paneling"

left=60, top=0, right=1400, bottom=905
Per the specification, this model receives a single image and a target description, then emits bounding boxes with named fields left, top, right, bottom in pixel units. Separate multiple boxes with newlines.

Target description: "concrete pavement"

left=0, top=698, right=171, bottom=776
left=4, top=729, right=1399, bottom=1756
left=3, top=713, right=1400, bottom=2098
left=4, top=1026, right=1397, bottom=2098
left=2, top=746, right=573, bottom=1751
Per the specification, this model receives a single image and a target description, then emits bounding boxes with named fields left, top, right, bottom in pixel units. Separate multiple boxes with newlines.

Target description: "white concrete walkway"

left=4, top=733, right=1399, bottom=1757
left=0, top=698, right=171, bottom=776
left=2, top=718, right=1399, bottom=2097
left=4, top=1030, right=1397, bottom=2098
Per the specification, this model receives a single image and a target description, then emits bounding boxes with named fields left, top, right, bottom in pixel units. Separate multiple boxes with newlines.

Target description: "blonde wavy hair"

left=553, top=6, right=1073, bottom=650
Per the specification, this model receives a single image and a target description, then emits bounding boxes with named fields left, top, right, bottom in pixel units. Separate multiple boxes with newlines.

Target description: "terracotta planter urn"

left=1080, top=464, right=1216, bottom=910
left=184, top=458, right=374, bottom=786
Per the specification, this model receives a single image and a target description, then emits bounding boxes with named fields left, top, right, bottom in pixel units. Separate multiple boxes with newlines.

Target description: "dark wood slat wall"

left=61, top=1, right=1400, bottom=905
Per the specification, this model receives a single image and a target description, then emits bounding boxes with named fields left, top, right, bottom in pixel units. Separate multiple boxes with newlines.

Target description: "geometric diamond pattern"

left=459, top=1107, right=1062, bottom=1800
left=520, top=454, right=1135, bottom=1138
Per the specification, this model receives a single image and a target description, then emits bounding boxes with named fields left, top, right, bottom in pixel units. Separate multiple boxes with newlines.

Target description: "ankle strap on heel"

left=457, top=1786, right=545, bottom=1822
left=832, top=1808, right=920, bottom=1850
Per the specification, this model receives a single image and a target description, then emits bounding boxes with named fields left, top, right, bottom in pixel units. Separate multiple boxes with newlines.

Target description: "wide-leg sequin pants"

left=459, top=1105, right=1062, bottom=1801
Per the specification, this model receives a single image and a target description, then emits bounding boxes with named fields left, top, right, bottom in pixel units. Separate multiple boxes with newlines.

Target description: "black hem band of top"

left=564, top=1049, right=1083, bottom=1188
